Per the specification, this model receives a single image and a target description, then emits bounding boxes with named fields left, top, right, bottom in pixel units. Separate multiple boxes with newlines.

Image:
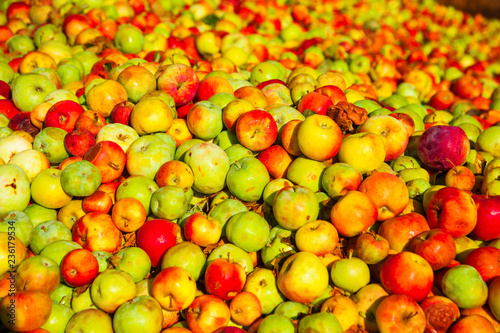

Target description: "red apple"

left=471, top=195, right=500, bottom=241
left=110, top=101, right=135, bottom=126
left=375, top=294, right=426, bottom=333
left=378, top=212, right=430, bottom=252
left=186, top=295, right=231, bottom=333
left=426, top=187, right=477, bottom=238
left=257, top=145, right=293, bottom=179
left=205, top=258, right=246, bottom=300
left=380, top=251, right=434, bottom=302
left=236, top=110, right=278, bottom=152
left=315, top=85, right=348, bottom=105
left=82, top=190, right=113, bottom=214
left=157, top=63, right=200, bottom=106
left=297, top=91, right=333, bottom=115
left=60, top=248, right=99, bottom=287
left=75, top=110, right=107, bottom=137
left=410, top=228, right=456, bottom=271
left=183, top=212, right=222, bottom=248
left=448, top=314, right=496, bottom=333
left=72, top=212, right=122, bottom=253
left=0, top=290, right=52, bottom=332
left=420, top=295, right=460, bottom=333
left=0, top=99, right=19, bottom=119
left=464, top=247, right=500, bottom=285
left=136, top=219, right=182, bottom=267
left=44, top=100, right=85, bottom=133
left=64, top=128, right=96, bottom=157
left=83, top=141, right=126, bottom=183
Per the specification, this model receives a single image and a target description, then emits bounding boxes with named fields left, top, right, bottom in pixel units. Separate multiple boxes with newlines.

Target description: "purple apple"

left=417, top=125, right=470, bottom=170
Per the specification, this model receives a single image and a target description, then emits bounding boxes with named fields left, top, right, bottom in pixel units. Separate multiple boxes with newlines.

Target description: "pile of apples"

left=2, top=0, right=500, bottom=332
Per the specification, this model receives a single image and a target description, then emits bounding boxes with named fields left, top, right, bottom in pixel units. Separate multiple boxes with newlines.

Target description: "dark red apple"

left=110, top=101, right=135, bottom=126
left=471, top=195, right=500, bottom=241
left=464, top=247, right=500, bottom=285
left=44, top=100, right=85, bottom=133
left=136, top=219, right=182, bottom=267
left=409, top=229, right=456, bottom=271
left=205, top=258, right=246, bottom=300
left=297, top=91, right=333, bottom=116
left=64, top=128, right=96, bottom=157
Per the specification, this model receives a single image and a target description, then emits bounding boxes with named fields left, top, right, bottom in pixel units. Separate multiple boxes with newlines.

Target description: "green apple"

left=50, top=283, right=74, bottom=307
left=65, top=309, right=113, bottom=333
left=126, top=135, right=174, bottom=179
left=150, top=185, right=188, bottom=220
left=273, top=185, right=319, bottom=231
left=330, top=257, right=371, bottom=293
left=0, top=211, right=33, bottom=247
left=0, top=164, right=30, bottom=214
left=111, top=247, right=151, bottom=283
left=214, top=130, right=239, bottom=151
left=33, top=127, right=69, bottom=164
left=23, top=204, right=57, bottom=228
left=60, top=160, right=102, bottom=197
left=71, top=287, right=96, bottom=313
left=243, top=267, right=285, bottom=314
left=161, top=242, right=206, bottom=281
left=90, top=269, right=137, bottom=313
left=476, top=126, right=500, bottom=157
left=113, top=296, right=163, bottom=333
left=184, top=142, right=230, bottom=195
left=224, top=143, right=253, bottom=165
left=226, top=156, right=270, bottom=202
left=114, top=24, right=144, bottom=54
left=93, top=250, right=112, bottom=273
left=262, top=178, right=294, bottom=206
left=441, top=265, right=488, bottom=309
left=208, top=198, right=248, bottom=237
left=226, top=211, right=270, bottom=252
left=286, top=157, right=326, bottom=192
left=30, top=220, right=72, bottom=254
left=274, top=301, right=309, bottom=320
left=186, top=101, right=224, bottom=141
left=40, top=240, right=82, bottom=266
left=261, top=226, right=295, bottom=269
left=174, top=139, right=204, bottom=162
left=115, top=176, right=159, bottom=215
left=298, top=312, right=343, bottom=333
left=41, top=301, right=74, bottom=333
left=257, top=314, right=294, bottom=333
left=207, top=243, right=253, bottom=274
left=11, top=73, right=57, bottom=111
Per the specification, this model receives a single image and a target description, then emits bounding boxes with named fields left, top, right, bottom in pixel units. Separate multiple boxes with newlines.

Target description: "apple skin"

left=72, top=212, right=122, bottom=254
left=380, top=251, right=434, bottom=302
left=226, top=156, right=270, bottom=203
left=44, top=100, right=85, bottom=133
left=186, top=295, right=231, bottom=333
left=464, top=247, right=500, bottom=285
left=0, top=164, right=31, bottom=214
left=442, top=265, right=488, bottom=309
left=331, top=257, right=370, bottom=293
left=11, top=73, right=57, bottom=112
left=90, top=269, right=137, bottom=314
left=257, top=145, right=293, bottom=179
left=410, top=228, right=457, bottom=271
left=205, top=258, right=246, bottom=301
left=277, top=252, right=329, bottom=304
left=0, top=290, right=53, bottom=332
left=183, top=212, right=222, bottom=248
left=157, top=63, right=199, bottom=107
left=448, top=314, right=496, bottom=333
left=273, top=185, right=319, bottom=231
left=136, top=219, right=182, bottom=267
left=161, top=242, right=206, bottom=282
left=296, top=114, right=343, bottom=161
left=417, top=125, right=470, bottom=171
left=377, top=212, right=430, bottom=252
left=83, top=140, right=126, bottom=184
left=64, top=129, right=96, bottom=157
left=321, top=163, right=362, bottom=200
left=60, top=248, right=99, bottom=287
left=330, top=190, right=378, bottom=238
left=229, top=291, right=262, bottom=327
left=420, top=295, right=461, bottom=333
left=471, top=195, right=500, bottom=241
left=375, top=294, right=426, bottom=333
left=426, top=187, right=477, bottom=238
left=151, top=266, right=197, bottom=311
left=15, top=255, right=60, bottom=294
left=113, top=296, right=163, bottom=333
left=235, top=110, right=278, bottom=152
left=295, top=220, right=339, bottom=256
left=356, top=233, right=390, bottom=265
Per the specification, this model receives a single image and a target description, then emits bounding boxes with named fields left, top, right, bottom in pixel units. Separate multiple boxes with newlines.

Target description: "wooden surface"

left=438, top=0, right=500, bottom=18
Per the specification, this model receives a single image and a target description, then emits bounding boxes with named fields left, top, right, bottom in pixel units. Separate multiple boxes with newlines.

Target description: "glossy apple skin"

left=417, top=125, right=470, bottom=171
left=426, top=187, right=477, bottom=238
left=44, top=100, right=85, bottom=133
left=136, top=219, right=182, bottom=267
left=60, top=248, right=99, bottom=287
left=257, top=145, right=293, bottom=179
left=471, top=195, right=500, bottom=241
left=236, top=110, right=278, bottom=152
left=464, top=247, right=500, bottom=285
left=205, top=258, right=246, bottom=300
left=297, top=91, right=333, bottom=115
left=449, top=314, right=496, bottom=333
left=375, top=294, right=426, bottom=333
left=0, top=290, right=52, bottom=332
left=72, top=212, right=122, bottom=254
left=83, top=141, right=126, bottom=183
left=186, top=295, right=231, bottom=333
left=64, top=128, right=96, bottom=157
left=380, top=251, right=434, bottom=302
left=410, top=228, right=456, bottom=270
left=151, top=266, right=197, bottom=311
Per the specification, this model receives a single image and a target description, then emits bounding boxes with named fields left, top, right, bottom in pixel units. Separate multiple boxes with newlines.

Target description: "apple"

left=39, top=239, right=81, bottom=266
left=226, top=156, right=269, bottom=202
left=273, top=185, right=319, bottom=231
left=116, top=65, right=156, bottom=103
left=356, top=233, right=390, bottom=265
left=226, top=211, right=270, bottom=253
left=184, top=142, right=230, bottom=195
left=375, top=294, right=426, bottom=333
left=44, top=100, right=85, bottom=133
left=427, top=187, right=477, bottom=238
left=151, top=266, right=197, bottom=311
left=377, top=212, right=430, bottom=252
left=61, top=160, right=102, bottom=197
left=10, top=73, right=57, bottom=112
left=60, top=249, right=99, bottom=287
left=0, top=210, right=33, bottom=248
left=471, top=195, right=500, bottom=241
left=420, top=295, right=461, bottom=333
left=298, top=312, right=343, bottom=333
left=449, top=314, right=496, bottom=333
left=331, top=256, right=370, bottom=293
left=15, top=255, right=60, bottom=294
left=235, top=110, right=278, bottom=152
left=114, top=24, right=144, bottom=54
left=90, top=269, right=137, bottom=313
left=0, top=290, right=52, bottom=332
left=418, top=125, right=470, bottom=170
left=111, top=197, right=147, bottom=233
left=186, top=295, right=230, bottom=333
left=30, top=220, right=72, bottom=255
left=115, top=175, right=159, bottom=215
left=86, top=80, right=128, bottom=118
left=337, top=132, right=386, bottom=174
left=409, top=229, right=457, bottom=270
left=33, top=127, right=70, bottom=164
left=182, top=211, right=221, bottom=246
left=83, top=140, right=126, bottom=184
left=113, top=296, right=163, bottom=333
left=72, top=212, right=121, bottom=254
left=157, top=64, right=199, bottom=107
left=442, top=265, right=488, bottom=309
left=126, top=135, right=175, bottom=180
left=243, top=267, right=285, bottom=315
left=295, top=220, right=338, bottom=256
left=64, top=308, right=113, bottom=333
left=161, top=242, right=206, bottom=281
left=136, top=219, right=182, bottom=267
left=296, top=114, right=342, bottom=161
left=222, top=99, right=254, bottom=132
left=476, top=126, right=500, bottom=158
left=277, top=252, right=329, bottom=304
left=205, top=258, right=246, bottom=300
left=186, top=100, right=223, bottom=140
left=330, top=190, right=378, bottom=237
left=464, top=247, right=500, bottom=285
left=321, top=163, right=362, bottom=200
left=82, top=190, right=113, bottom=214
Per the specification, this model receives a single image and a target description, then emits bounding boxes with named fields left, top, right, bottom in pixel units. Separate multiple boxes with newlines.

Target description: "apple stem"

left=347, top=248, right=354, bottom=259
